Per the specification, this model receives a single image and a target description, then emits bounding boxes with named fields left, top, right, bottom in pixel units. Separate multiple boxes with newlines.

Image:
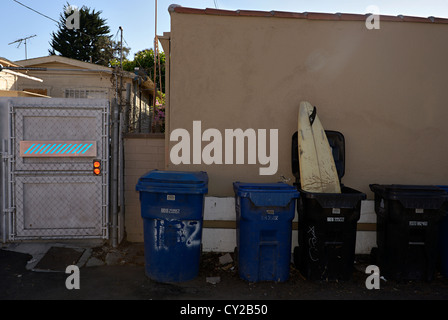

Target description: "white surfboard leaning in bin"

left=298, top=101, right=341, bottom=193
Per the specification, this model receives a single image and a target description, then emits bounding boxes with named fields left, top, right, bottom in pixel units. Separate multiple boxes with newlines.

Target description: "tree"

left=49, top=4, right=127, bottom=66
left=111, top=49, right=165, bottom=93
left=98, top=36, right=130, bottom=66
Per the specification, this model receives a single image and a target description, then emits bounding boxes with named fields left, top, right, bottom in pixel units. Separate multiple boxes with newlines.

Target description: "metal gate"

left=1, top=97, right=109, bottom=241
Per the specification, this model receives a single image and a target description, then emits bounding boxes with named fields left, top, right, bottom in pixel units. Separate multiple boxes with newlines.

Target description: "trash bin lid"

left=136, top=170, right=208, bottom=194
left=370, top=184, right=448, bottom=209
left=370, top=184, right=448, bottom=199
left=233, top=182, right=299, bottom=207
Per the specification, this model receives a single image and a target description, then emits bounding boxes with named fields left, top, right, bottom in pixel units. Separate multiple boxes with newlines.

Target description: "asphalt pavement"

left=1, top=240, right=448, bottom=310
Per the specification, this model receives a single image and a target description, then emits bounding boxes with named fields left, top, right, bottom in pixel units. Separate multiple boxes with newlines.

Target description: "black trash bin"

left=291, top=130, right=366, bottom=280
left=370, top=184, right=448, bottom=281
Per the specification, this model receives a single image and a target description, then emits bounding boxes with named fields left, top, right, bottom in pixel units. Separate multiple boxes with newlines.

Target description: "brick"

left=270, top=11, right=307, bottom=19
left=236, top=10, right=272, bottom=17
left=339, top=13, right=367, bottom=21
left=380, top=15, right=405, bottom=22
left=125, top=167, right=154, bottom=177
left=126, top=233, right=143, bottom=242
left=173, top=6, right=204, bottom=15
left=156, top=146, right=166, bottom=154
left=306, top=12, right=340, bottom=20
left=205, top=8, right=237, bottom=16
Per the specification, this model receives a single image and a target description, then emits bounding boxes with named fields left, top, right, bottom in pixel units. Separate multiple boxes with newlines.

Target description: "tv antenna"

left=8, top=34, right=37, bottom=60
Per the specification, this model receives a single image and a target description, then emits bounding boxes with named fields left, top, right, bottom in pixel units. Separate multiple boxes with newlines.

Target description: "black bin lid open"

left=291, top=130, right=345, bottom=183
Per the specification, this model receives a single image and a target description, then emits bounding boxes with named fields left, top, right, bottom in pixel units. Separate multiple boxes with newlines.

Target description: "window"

left=65, top=89, right=107, bottom=99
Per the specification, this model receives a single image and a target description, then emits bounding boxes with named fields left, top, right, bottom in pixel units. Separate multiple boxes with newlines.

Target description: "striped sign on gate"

left=20, top=141, right=97, bottom=157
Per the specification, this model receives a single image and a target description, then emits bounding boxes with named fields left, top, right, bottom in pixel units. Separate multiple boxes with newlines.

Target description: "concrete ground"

left=1, top=240, right=448, bottom=307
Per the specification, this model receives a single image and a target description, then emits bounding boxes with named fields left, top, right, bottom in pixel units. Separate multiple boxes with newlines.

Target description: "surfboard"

left=298, top=101, right=341, bottom=193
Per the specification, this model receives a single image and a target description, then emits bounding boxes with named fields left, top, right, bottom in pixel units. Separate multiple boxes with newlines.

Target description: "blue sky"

left=1, top=0, right=447, bottom=62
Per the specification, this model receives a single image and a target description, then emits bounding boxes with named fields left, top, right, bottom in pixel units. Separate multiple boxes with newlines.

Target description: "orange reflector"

left=93, top=159, right=101, bottom=175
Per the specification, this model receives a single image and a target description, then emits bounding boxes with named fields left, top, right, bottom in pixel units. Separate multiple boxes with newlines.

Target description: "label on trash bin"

left=327, top=217, right=344, bottom=222
left=409, top=220, right=428, bottom=227
left=167, top=194, right=175, bottom=201
left=261, top=209, right=278, bottom=220
left=262, top=211, right=279, bottom=221
left=161, top=208, right=180, bottom=214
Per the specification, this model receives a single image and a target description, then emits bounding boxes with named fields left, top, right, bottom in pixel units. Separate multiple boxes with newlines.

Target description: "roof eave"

left=170, top=5, right=448, bottom=25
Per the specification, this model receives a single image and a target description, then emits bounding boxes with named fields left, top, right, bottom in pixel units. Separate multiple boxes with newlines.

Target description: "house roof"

left=169, top=5, right=448, bottom=25
left=14, top=55, right=155, bottom=92
left=0, top=90, right=50, bottom=98
left=16, top=55, right=112, bottom=71
left=0, top=57, right=22, bottom=68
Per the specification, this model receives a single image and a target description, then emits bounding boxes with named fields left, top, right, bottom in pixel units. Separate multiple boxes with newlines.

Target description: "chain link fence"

left=5, top=98, right=109, bottom=240
left=14, top=175, right=105, bottom=239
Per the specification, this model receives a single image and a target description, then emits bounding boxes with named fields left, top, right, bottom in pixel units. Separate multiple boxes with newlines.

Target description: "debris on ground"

left=219, top=253, right=233, bottom=265
left=206, top=276, right=221, bottom=285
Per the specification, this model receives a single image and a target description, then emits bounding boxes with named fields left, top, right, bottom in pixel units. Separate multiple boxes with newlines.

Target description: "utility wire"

left=12, top=0, right=58, bottom=24
left=12, top=0, right=94, bottom=41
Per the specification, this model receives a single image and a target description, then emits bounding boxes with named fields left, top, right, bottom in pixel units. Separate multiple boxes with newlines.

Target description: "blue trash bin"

left=136, top=170, right=208, bottom=282
left=233, top=182, right=299, bottom=282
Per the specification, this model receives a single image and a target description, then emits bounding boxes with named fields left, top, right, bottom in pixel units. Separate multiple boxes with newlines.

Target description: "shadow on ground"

left=1, top=241, right=448, bottom=301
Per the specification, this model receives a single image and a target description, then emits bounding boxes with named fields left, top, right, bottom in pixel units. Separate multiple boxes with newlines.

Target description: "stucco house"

left=14, top=55, right=155, bottom=132
left=0, top=57, right=20, bottom=91
left=0, top=57, right=47, bottom=97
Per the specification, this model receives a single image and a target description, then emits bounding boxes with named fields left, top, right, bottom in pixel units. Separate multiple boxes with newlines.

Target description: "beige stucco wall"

left=166, top=12, right=448, bottom=198
left=0, top=72, right=17, bottom=91
left=124, top=135, right=165, bottom=242
left=0, top=58, right=19, bottom=91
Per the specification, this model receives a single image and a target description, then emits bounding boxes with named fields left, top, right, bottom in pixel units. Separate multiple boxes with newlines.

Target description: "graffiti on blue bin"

left=154, top=219, right=201, bottom=251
